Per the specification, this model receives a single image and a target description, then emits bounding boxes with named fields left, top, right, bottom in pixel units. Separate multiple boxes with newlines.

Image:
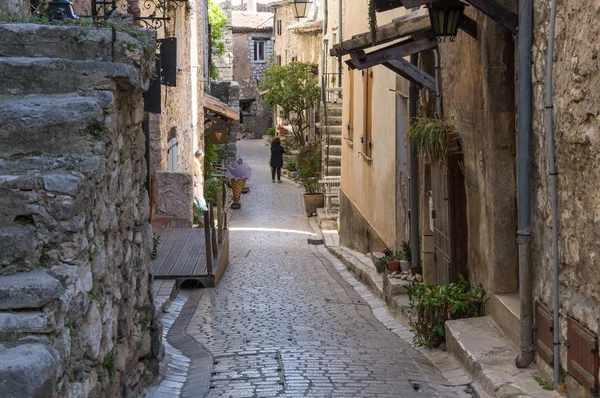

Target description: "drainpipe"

left=515, top=0, right=534, bottom=369
left=409, top=52, right=420, bottom=270
left=546, top=0, right=560, bottom=389
left=433, top=48, right=443, bottom=118
left=337, top=0, right=342, bottom=88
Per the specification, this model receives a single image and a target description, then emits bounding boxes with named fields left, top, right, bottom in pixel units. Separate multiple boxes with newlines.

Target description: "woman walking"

left=270, top=137, right=285, bottom=183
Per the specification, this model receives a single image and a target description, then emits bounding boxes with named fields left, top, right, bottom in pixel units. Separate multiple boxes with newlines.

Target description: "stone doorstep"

left=445, top=316, right=562, bottom=398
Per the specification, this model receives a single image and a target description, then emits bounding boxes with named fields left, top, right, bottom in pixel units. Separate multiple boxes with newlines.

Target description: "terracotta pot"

left=303, top=193, right=324, bottom=217
left=400, top=261, right=411, bottom=272
left=386, top=260, right=400, bottom=273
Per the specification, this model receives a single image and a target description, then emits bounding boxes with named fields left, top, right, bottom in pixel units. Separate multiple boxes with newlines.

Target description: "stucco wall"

left=296, top=30, right=322, bottom=68
left=531, top=0, right=600, bottom=394
left=338, top=1, right=409, bottom=251
left=273, top=4, right=299, bottom=65
left=436, top=4, right=518, bottom=296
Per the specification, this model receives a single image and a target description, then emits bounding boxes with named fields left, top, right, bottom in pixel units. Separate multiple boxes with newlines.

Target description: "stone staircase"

left=0, top=22, right=159, bottom=397
left=322, top=102, right=342, bottom=179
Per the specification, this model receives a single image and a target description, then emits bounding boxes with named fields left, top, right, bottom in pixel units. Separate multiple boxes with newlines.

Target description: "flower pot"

left=303, top=193, right=324, bottom=217
left=386, top=260, right=401, bottom=273
left=400, top=261, right=411, bottom=272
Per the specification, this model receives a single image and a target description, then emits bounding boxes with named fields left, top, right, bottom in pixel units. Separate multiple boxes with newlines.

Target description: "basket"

left=231, top=178, right=247, bottom=204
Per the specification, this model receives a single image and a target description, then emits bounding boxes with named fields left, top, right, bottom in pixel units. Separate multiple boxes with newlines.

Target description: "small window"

left=291, top=56, right=297, bottom=62
left=240, top=99, right=256, bottom=116
left=253, top=40, right=266, bottom=62
left=277, top=20, right=282, bottom=36
left=276, top=55, right=281, bottom=66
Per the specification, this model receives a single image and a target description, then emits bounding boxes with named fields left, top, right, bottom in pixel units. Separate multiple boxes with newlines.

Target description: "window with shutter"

left=347, top=68, right=354, bottom=141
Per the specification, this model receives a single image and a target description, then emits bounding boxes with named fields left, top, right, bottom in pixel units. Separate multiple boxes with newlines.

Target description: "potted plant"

left=399, top=241, right=411, bottom=272
left=296, top=145, right=323, bottom=216
left=382, top=247, right=402, bottom=273
left=406, top=118, right=457, bottom=165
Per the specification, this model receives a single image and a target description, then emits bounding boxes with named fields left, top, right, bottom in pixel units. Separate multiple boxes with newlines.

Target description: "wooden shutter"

left=363, top=68, right=373, bottom=157
left=348, top=68, right=354, bottom=141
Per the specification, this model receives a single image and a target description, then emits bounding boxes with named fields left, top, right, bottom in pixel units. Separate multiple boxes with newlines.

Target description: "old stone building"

left=230, top=3, right=274, bottom=138
left=0, top=20, right=160, bottom=397
left=530, top=0, right=600, bottom=395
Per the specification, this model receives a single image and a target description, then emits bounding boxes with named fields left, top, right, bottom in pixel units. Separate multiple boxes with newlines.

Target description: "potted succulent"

left=296, top=145, right=324, bottom=217
left=399, top=241, right=411, bottom=272
left=382, top=247, right=402, bottom=274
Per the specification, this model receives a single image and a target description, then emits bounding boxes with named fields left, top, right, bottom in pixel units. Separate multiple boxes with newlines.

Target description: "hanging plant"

left=368, top=0, right=377, bottom=45
left=407, top=118, right=457, bottom=165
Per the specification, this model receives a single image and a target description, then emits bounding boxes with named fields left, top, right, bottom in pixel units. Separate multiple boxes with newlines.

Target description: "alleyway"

left=156, top=140, right=472, bottom=398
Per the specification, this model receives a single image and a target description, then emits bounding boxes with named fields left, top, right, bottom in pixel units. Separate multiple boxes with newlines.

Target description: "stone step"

left=325, top=126, right=342, bottom=135
left=0, top=57, right=148, bottom=95
left=324, top=145, right=341, bottom=156
left=325, top=116, right=342, bottom=126
left=0, top=270, right=63, bottom=310
left=323, top=166, right=341, bottom=177
left=446, top=316, right=561, bottom=398
left=326, top=104, right=343, bottom=116
left=0, top=92, right=111, bottom=157
left=0, top=23, right=152, bottom=68
left=329, top=135, right=342, bottom=146
left=325, top=155, right=341, bottom=167
left=0, top=343, right=58, bottom=398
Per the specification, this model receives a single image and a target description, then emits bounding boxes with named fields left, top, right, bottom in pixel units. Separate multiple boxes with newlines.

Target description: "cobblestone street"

left=154, top=140, right=473, bottom=398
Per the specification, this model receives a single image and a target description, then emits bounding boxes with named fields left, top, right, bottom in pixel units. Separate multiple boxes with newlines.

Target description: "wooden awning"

left=330, top=8, right=431, bottom=57
left=203, top=94, right=239, bottom=121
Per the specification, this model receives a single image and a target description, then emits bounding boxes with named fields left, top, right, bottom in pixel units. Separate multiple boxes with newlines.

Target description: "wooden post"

left=217, top=182, right=223, bottom=244
left=209, top=201, right=218, bottom=257
left=223, top=182, right=228, bottom=230
left=204, top=209, right=212, bottom=275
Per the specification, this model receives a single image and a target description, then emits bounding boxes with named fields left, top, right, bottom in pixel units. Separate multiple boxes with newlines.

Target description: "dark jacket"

left=270, top=146, right=285, bottom=168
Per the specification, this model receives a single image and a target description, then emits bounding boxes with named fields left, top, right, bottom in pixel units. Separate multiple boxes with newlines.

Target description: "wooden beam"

left=458, top=14, right=478, bottom=40
left=330, top=8, right=431, bottom=57
left=383, top=58, right=437, bottom=92
left=348, top=37, right=438, bottom=71
left=463, top=0, right=518, bottom=33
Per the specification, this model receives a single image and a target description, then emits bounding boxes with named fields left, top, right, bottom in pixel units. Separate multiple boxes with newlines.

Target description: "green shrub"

left=405, top=276, right=487, bottom=348
left=267, top=126, right=276, bottom=137
left=296, top=145, right=322, bottom=194
left=284, top=158, right=297, bottom=171
left=204, top=178, right=221, bottom=202
left=407, top=118, right=455, bottom=165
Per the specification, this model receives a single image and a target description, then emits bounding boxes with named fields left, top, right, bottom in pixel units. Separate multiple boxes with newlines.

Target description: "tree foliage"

left=260, top=62, right=320, bottom=147
left=208, top=0, right=227, bottom=79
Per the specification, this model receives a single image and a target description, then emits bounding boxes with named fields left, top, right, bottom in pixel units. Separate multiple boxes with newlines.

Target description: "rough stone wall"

left=214, top=21, right=234, bottom=82
left=436, top=3, right=518, bottom=296
left=0, top=23, right=160, bottom=398
left=531, top=0, right=600, bottom=394
left=233, top=31, right=273, bottom=138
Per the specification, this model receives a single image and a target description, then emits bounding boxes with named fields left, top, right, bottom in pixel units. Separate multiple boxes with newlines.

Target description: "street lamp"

left=428, top=0, right=465, bottom=39
left=47, top=0, right=78, bottom=19
left=291, top=0, right=311, bottom=19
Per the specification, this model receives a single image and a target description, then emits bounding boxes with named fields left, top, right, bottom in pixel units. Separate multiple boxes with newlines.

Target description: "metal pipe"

left=409, top=52, right=420, bottom=270
left=433, top=48, right=443, bottom=118
left=546, top=0, right=560, bottom=389
left=515, top=0, right=535, bottom=369
left=337, top=0, right=342, bottom=88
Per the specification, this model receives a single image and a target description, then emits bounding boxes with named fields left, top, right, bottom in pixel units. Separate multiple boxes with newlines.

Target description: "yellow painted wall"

left=340, top=2, right=409, bottom=248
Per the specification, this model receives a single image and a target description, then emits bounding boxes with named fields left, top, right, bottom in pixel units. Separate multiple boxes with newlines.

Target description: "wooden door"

left=432, top=153, right=467, bottom=285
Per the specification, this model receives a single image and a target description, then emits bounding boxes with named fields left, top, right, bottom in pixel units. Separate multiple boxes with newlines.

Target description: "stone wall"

left=0, top=22, right=161, bottom=398
left=531, top=0, right=600, bottom=394
left=233, top=31, right=273, bottom=138
left=210, top=81, right=240, bottom=156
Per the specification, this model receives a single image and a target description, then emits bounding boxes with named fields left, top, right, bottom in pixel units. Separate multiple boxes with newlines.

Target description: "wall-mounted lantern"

left=428, top=0, right=465, bottom=39
left=47, top=0, right=78, bottom=19
left=292, top=0, right=311, bottom=19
